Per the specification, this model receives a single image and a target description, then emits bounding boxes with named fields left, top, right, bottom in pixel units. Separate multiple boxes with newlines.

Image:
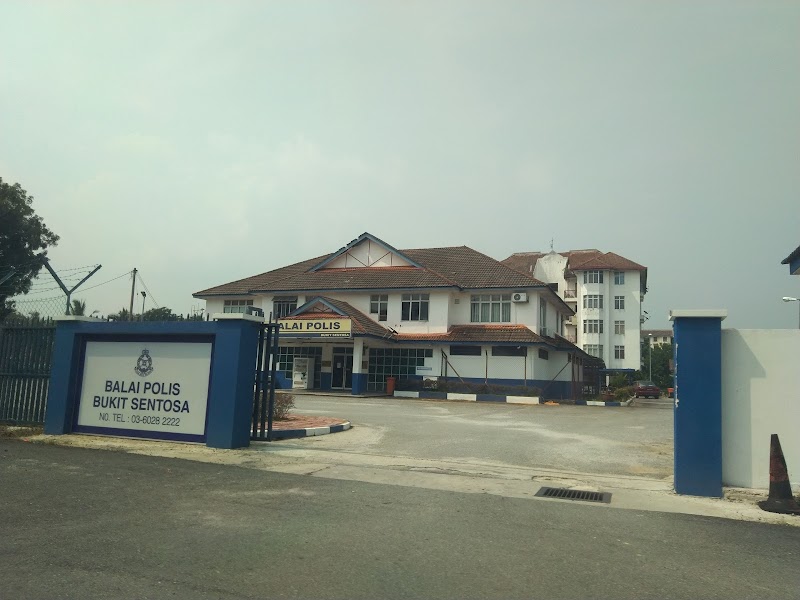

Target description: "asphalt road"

left=291, top=395, right=673, bottom=478
left=1, top=439, right=797, bottom=600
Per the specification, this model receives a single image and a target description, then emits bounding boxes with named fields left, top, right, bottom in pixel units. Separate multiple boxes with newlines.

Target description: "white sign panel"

left=76, top=341, right=212, bottom=440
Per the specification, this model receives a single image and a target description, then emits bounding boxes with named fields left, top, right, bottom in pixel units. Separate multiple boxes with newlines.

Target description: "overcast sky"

left=1, top=1, right=798, bottom=327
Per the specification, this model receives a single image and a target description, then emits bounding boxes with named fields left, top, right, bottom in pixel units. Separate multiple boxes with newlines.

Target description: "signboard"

left=278, top=318, right=351, bottom=338
left=75, top=341, right=213, bottom=442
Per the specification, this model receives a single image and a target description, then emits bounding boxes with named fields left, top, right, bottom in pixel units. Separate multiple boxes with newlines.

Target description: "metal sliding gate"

left=0, top=319, right=56, bottom=425
left=251, top=322, right=280, bottom=441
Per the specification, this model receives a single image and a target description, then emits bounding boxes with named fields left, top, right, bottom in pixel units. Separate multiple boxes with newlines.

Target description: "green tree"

left=108, top=308, right=131, bottom=321
left=70, top=299, right=87, bottom=316
left=635, top=342, right=674, bottom=390
left=0, top=177, right=60, bottom=321
left=142, top=307, right=178, bottom=321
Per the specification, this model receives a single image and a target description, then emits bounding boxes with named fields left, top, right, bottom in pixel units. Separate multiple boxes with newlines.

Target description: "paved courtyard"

left=287, top=394, right=674, bottom=479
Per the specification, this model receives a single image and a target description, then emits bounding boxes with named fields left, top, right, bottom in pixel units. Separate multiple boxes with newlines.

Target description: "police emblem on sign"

left=134, top=349, right=154, bottom=377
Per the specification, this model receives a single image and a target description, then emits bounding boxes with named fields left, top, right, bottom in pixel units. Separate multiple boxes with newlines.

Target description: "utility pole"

left=129, top=268, right=137, bottom=321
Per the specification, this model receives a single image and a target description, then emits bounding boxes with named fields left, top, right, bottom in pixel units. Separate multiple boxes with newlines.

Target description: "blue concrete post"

left=44, top=317, right=94, bottom=435
left=205, top=317, right=260, bottom=449
left=670, top=309, right=727, bottom=497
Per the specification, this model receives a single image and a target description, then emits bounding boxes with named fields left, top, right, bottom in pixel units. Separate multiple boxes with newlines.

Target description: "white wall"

left=442, top=346, right=574, bottom=383
left=721, top=329, right=800, bottom=490
left=575, top=270, right=641, bottom=369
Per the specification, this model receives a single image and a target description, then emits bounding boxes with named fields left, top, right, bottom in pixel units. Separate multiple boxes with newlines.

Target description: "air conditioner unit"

left=512, top=292, right=528, bottom=303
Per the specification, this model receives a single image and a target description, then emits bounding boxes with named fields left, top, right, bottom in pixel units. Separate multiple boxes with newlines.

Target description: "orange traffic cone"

left=758, top=434, right=800, bottom=515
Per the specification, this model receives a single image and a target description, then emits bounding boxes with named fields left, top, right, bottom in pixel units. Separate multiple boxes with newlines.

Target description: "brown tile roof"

left=194, top=255, right=327, bottom=296
left=396, top=324, right=546, bottom=343
left=194, top=243, right=548, bottom=297
left=501, top=252, right=547, bottom=275
left=502, top=249, right=646, bottom=274
left=566, top=250, right=646, bottom=272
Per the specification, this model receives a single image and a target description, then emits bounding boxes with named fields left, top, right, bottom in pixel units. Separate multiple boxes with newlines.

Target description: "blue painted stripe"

left=329, top=424, right=345, bottom=433
left=475, top=394, right=507, bottom=402
left=270, top=429, right=308, bottom=440
left=418, top=391, right=448, bottom=400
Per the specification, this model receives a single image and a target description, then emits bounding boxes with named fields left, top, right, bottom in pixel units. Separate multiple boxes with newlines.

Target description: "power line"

left=137, top=273, right=160, bottom=308
left=76, top=270, right=133, bottom=293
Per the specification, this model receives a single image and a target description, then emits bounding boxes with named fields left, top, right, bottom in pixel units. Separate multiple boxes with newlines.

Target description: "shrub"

left=255, top=391, right=295, bottom=421
left=609, top=373, right=631, bottom=389
left=273, top=392, right=295, bottom=420
left=614, top=386, right=634, bottom=401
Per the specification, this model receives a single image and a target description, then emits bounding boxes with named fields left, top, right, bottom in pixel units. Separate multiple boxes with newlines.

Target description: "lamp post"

left=783, top=296, right=800, bottom=329
left=140, top=291, right=147, bottom=320
left=648, top=333, right=653, bottom=380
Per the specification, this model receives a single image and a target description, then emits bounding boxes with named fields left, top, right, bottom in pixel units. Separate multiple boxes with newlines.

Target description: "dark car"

left=634, top=380, right=661, bottom=398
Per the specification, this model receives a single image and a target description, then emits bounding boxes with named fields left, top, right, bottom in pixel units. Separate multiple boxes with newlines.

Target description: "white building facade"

left=502, top=249, right=647, bottom=371
left=194, top=233, right=592, bottom=398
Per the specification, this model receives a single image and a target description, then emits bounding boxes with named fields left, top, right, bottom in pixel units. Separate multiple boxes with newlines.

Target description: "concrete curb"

left=269, top=421, right=351, bottom=440
left=394, top=391, right=635, bottom=407
left=394, top=391, right=540, bottom=404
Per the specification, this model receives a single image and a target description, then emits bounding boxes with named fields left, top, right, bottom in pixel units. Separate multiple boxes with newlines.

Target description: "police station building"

left=193, top=233, right=591, bottom=397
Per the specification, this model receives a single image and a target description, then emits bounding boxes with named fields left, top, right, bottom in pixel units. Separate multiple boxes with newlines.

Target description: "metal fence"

left=0, top=318, right=56, bottom=424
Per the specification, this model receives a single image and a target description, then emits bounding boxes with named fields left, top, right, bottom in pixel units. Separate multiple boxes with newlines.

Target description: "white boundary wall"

left=721, top=329, right=800, bottom=489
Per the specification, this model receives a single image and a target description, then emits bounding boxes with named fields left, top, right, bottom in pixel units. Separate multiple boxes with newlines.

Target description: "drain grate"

left=535, top=487, right=611, bottom=503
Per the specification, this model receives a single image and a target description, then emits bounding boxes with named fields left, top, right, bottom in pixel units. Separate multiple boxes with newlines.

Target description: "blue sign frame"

left=44, top=317, right=262, bottom=449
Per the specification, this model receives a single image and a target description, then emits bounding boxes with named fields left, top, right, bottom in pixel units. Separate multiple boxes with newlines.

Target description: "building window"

left=583, top=319, right=603, bottom=334
left=367, top=347, right=433, bottom=391
left=614, top=345, right=625, bottom=359
left=401, top=293, right=429, bottom=321
left=223, top=299, right=253, bottom=314
left=272, top=296, right=297, bottom=318
left=614, top=271, right=625, bottom=285
left=470, top=294, right=511, bottom=323
left=370, top=294, right=388, bottom=321
left=614, top=320, right=625, bottom=335
left=584, top=270, right=603, bottom=284
left=491, top=346, right=527, bottom=357
left=663, top=336, right=669, bottom=343
left=583, top=294, right=603, bottom=309
left=539, top=298, right=547, bottom=336
left=614, top=296, right=625, bottom=310
left=583, top=344, right=603, bottom=359
left=449, top=345, right=482, bottom=356
left=538, top=348, right=549, bottom=360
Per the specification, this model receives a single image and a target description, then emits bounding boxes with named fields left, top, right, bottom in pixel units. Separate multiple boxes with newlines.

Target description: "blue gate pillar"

left=669, top=309, right=727, bottom=497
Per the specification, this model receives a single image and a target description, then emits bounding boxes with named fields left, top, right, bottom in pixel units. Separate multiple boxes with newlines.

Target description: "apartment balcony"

left=564, top=289, right=578, bottom=300
left=565, top=333, right=577, bottom=343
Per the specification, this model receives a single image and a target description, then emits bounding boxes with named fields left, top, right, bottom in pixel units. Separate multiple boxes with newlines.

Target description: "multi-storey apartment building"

left=194, top=233, right=591, bottom=397
left=502, top=249, right=647, bottom=371
left=642, top=329, right=673, bottom=348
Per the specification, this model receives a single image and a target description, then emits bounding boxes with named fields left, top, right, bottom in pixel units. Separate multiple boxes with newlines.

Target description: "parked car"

left=634, top=380, right=661, bottom=398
